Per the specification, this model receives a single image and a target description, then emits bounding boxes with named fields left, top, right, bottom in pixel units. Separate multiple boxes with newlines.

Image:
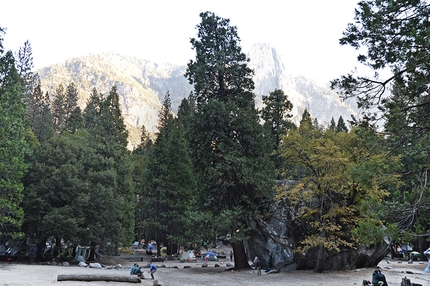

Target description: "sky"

left=1, top=0, right=363, bottom=82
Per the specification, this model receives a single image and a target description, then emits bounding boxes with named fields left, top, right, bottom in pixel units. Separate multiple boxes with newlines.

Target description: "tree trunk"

left=35, top=240, right=45, bottom=262
left=232, top=241, right=250, bottom=269
left=314, top=242, right=325, bottom=273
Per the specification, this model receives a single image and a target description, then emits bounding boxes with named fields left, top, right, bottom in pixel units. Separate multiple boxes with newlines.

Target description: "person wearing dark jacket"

left=372, top=269, right=388, bottom=286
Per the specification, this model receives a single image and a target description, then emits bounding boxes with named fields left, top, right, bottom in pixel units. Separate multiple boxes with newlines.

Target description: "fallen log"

left=57, top=274, right=141, bottom=283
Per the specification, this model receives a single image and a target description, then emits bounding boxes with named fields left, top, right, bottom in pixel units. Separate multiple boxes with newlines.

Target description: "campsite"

left=1, top=244, right=430, bottom=286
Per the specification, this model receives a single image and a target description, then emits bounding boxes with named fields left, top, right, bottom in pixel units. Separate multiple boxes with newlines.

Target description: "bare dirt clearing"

left=1, top=250, right=429, bottom=286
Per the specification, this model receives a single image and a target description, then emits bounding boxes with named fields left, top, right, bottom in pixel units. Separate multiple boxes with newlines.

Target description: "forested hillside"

left=1, top=0, right=429, bottom=272
left=36, top=45, right=358, bottom=149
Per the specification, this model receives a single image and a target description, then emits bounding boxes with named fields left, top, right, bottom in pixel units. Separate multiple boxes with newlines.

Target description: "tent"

left=203, top=251, right=218, bottom=261
left=181, top=250, right=196, bottom=262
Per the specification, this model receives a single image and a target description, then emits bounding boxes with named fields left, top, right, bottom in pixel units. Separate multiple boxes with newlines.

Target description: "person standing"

left=148, top=262, right=157, bottom=280
left=256, top=258, right=262, bottom=276
left=269, top=253, right=273, bottom=268
left=230, top=251, right=233, bottom=261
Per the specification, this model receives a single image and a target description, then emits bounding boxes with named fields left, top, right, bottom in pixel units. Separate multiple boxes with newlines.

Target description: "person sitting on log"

left=130, top=264, right=144, bottom=279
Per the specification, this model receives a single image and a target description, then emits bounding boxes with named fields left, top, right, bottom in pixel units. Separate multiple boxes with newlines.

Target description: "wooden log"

left=57, top=274, right=141, bottom=283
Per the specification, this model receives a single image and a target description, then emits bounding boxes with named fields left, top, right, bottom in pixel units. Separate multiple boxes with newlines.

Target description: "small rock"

left=62, top=262, right=70, bottom=267
left=202, top=263, right=208, bottom=267
left=183, top=265, right=191, bottom=269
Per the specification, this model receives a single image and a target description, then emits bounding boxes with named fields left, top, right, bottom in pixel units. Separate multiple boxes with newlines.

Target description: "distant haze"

left=37, top=44, right=359, bottom=149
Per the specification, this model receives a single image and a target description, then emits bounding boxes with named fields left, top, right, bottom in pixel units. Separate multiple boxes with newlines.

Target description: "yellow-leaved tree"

left=278, top=117, right=401, bottom=272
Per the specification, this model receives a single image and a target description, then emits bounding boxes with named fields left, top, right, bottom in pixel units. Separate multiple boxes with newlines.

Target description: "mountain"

left=37, top=44, right=358, bottom=149
left=248, top=43, right=358, bottom=125
left=38, top=53, right=192, bottom=148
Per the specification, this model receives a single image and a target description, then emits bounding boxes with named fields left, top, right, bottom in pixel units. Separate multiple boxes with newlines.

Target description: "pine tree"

left=143, top=91, right=196, bottom=255
left=81, top=85, right=134, bottom=252
left=329, top=117, right=336, bottom=131
left=51, top=84, right=66, bottom=134
left=0, top=45, right=27, bottom=239
left=260, top=89, right=294, bottom=150
left=336, top=115, right=348, bottom=132
left=185, top=11, right=275, bottom=269
left=64, top=82, right=79, bottom=127
left=16, top=41, right=53, bottom=142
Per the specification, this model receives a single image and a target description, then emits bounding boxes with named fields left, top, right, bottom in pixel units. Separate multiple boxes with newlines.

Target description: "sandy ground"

left=1, top=249, right=429, bottom=286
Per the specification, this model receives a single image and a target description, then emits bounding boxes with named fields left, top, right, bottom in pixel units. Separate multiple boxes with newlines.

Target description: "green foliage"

left=185, top=11, right=275, bottom=269
left=143, top=91, right=196, bottom=250
left=0, top=48, right=27, bottom=240
left=185, top=11, right=254, bottom=103
left=332, top=0, right=430, bottom=134
left=279, top=126, right=401, bottom=271
left=260, top=89, right=294, bottom=147
left=336, top=115, right=348, bottom=133
left=23, top=131, right=128, bottom=245
left=332, top=0, right=430, bottom=247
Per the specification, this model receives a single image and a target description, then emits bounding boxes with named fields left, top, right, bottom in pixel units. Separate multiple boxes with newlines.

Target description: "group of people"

left=130, top=263, right=157, bottom=280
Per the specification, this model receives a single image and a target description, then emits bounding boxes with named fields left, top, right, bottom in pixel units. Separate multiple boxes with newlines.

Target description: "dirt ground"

left=1, top=247, right=429, bottom=286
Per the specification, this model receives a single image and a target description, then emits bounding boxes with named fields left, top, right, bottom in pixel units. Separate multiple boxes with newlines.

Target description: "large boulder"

left=245, top=199, right=389, bottom=271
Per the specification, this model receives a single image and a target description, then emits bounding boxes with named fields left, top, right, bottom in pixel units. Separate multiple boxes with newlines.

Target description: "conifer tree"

left=336, top=115, right=348, bottom=132
left=260, top=89, right=294, bottom=150
left=185, top=11, right=275, bottom=269
left=51, top=84, right=66, bottom=134
left=329, top=117, right=336, bottom=131
left=0, top=36, right=27, bottom=240
left=16, top=41, right=53, bottom=142
left=143, top=91, right=196, bottom=255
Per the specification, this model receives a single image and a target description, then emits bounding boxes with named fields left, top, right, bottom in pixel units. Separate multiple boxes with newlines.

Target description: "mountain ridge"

left=37, top=44, right=358, bottom=149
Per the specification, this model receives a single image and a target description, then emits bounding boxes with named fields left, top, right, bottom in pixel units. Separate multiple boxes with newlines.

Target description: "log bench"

left=57, top=274, right=141, bottom=283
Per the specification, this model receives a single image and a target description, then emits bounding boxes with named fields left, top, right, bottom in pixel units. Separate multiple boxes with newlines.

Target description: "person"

left=255, top=258, right=262, bottom=276
left=372, top=269, right=388, bottom=286
left=230, top=251, right=233, bottom=261
left=148, top=262, right=157, bottom=280
left=269, top=253, right=273, bottom=268
left=135, top=266, right=144, bottom=279
left=130, top=264, right=138, bottom=275
left=130, top=264, right=144, bottom=279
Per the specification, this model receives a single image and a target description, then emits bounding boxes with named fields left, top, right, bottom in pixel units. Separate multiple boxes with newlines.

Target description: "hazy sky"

left=1, top=0, right=362, bottom=82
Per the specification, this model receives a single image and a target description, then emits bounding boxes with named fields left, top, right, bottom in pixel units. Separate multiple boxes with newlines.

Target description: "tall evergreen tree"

left=16, top=41, right=53, bottom=142
left=81, top=85, right=135, bottom=255
left=329, top=117, right=336, bottom=131
left=185, top=11, right=275, bottom=269
left=336, top=115, right=348, bottom=133
left=0, top=41, right=27, bottom=239
left=143, top=91, right=196, bottom=255
left=51, top=84, right=66, bottom=134
left=64, top=82, right=79, bottom=127
left=260, top=89, right=294, bottom=150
